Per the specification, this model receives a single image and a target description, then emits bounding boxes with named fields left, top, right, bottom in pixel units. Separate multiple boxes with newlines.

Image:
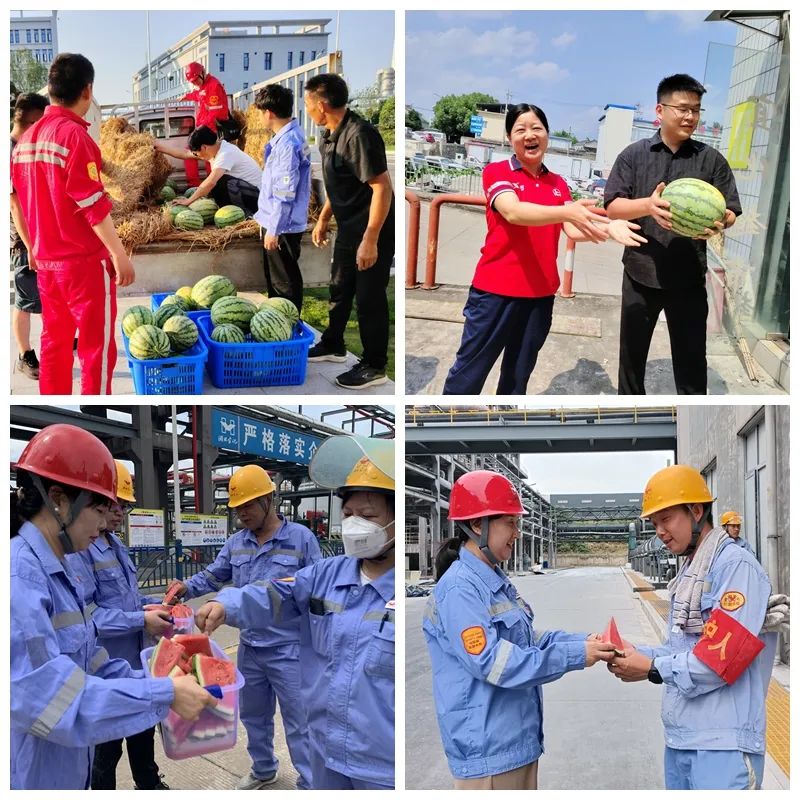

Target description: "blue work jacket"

left=422, top=547, right=587, bottom=779
left=183, top=516, right=322, bottom=647
left=217, top=555, right=395, bottom=787
left=66, top=532, right=159, bottom=668
left=639, top=533, right=773, bottom=754
left=11, top=523, right=174, bottom=789
left=731, top=536, right=756, bottom=555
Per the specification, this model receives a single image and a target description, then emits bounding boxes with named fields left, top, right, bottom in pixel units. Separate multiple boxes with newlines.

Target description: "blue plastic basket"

left=196, top=314, right=314, bottom=389
left=122, top=325, right=208, bottom=395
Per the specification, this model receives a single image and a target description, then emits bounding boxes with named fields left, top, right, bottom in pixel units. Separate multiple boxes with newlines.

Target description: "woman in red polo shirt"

left=443, top=103, right=646, bottom=395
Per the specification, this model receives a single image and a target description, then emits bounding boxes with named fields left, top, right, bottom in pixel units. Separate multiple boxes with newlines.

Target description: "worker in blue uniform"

left=195, top=434, right=396, bottom=790
left=720, top=510, right=755, bottom=555
left=423, top=469, right=616, bottom=790
left=608, top=465, right=775, bottom=789
left=66, top=461, right=174, bottom=789
left=165, top=464, right=321, bottom=790
left=11, top=424, right=215, bottom=790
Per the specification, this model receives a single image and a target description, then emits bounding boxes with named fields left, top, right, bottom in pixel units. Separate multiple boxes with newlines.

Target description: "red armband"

left=693, top=608, right=765, bottom=685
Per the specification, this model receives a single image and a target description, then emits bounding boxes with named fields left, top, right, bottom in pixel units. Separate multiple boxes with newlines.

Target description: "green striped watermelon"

left=165, top=178, right=179, bottom=193
left=260, top=297, right=300, bottom=327
left=153, top=303, right=187, bottom=329
left=161, top=294, right=191, bottom=312
left=160, top=185, right=176, bottom=203
left=174, top=209, right=204, bottom=231
left=162, top=315, right=199, bottom=351
left=191, top=275, right=237, bottom=309
left=211, top=323, right=246, bottom=344
left=211, top=296, right=258, bottom=332
left=122, top=305, right=155, bottom=337
left=184, top=187, right=197, bottom=199
left=176, top=286, right=197, bottom=309
left=129, top=324, right=171, bottom=360
left=164, top=204, right=184, bottom=223
left=189, top=197, right=219, bottom=224
left=662, top=178, right=726, bottom=238
left=214, top=205, right=246, bottom=228
left=250, top=308, right=293, bottom=343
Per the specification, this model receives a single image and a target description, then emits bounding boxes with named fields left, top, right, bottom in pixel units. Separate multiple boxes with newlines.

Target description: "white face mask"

left=341, top=515, right=394, bottom=559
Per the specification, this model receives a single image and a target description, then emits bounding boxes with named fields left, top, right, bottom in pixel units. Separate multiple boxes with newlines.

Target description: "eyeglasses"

left=661, top=104, right=704, bottom=118
left=112, top=502, right=134, bottom=516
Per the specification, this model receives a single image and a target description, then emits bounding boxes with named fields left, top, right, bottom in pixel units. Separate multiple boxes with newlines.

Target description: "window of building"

left=218, top=53, right=225, bottom=72
left=9, top=30, right=13, bottom=45
left=287, top=51, right=293, bottom=69
left=264, top=52, right=272, bottom=70
left=299, top=51, right=305, bottom=66
left=310, top=50, right=316, bottom=60
left=47, top=29, right=52, bottom=43
left=34, top=29, right=39, bottom=43
left=41, top=28, right=46, bottom=42
left=15, top=30, right=20, bottom=43
left=742, top=414, right=766, bottom=562
left=243, top=82, right=248, bottom=90
left=243, top=52, right=249, bottom=71
left=49, top=49, right=53, bottom=61
left=26, top=29, right=31, bottom=43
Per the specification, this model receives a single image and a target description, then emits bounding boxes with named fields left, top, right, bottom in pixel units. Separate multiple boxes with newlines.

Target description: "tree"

left=432, top=92, right=498, bottom=142
left=349, top=80, right=382, bottom=125
left=405, top=106, right=425, bottom=131
left=552, top=128, right=578, bottom=144
left=11, top=51, right=48, bottom=96
left=378, top=96, right=395, bottom=148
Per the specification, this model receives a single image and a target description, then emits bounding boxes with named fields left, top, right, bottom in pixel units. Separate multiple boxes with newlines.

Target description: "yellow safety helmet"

left=640, top=464, right=714, bottom=519
left=114, top=460, right=136, bottom=503
left=228, top=464, right=275, bottom=508
left=720, top=511, right=742, bottom=526
left=339, top=455, right=395, bottom=497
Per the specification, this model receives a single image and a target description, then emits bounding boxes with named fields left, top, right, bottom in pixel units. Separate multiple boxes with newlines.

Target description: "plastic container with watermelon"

left=143, top=602, right=195, bottom=636
left=141, top=637, right=243, bottom=760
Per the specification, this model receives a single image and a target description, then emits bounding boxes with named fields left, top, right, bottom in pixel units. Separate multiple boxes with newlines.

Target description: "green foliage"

left=378, top=96, right=395, bottom=148
left=10, top=51, right=48, bottom=96
left=405, top=106, right=425, bottom=130
left=553, top=129, right=578, bottom=144
left=432, top=93, right=498, bottom=143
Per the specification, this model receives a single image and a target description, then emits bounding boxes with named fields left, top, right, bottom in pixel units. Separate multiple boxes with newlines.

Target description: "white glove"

left=761, top=593, right=789, bottom=633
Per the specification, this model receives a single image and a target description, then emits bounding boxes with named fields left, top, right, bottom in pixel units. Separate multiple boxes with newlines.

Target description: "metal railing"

left=628, top=535, right=677, bottom=587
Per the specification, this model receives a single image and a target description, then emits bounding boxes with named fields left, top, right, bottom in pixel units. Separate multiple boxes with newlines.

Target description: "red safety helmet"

left=185, top=62, right=205, bottom=82
left=449, top=470, right=526, bottom=520
left=16, top=424, right=117, bottom=504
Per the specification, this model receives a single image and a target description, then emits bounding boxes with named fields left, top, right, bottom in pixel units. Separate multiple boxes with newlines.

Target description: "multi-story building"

left=132, top=18, right=330, bottom=103
left=10, top=11, right=58, bottom=67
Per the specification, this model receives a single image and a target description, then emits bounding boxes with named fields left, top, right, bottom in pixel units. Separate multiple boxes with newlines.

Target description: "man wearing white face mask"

left=196, top=435, right=396, bottom=790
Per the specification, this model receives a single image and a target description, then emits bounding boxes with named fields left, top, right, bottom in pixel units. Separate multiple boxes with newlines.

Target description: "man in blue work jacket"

left=609, top=465, right=775, bottom=789
left=721, top=510, right=755, bottom=555
left=166, top=464, right=321, bottom=789
left=253, top=83, right=311, bottom=314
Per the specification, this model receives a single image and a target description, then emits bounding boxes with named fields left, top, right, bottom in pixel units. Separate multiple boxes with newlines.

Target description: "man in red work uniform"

left=181, top=61, right=237, bottom=187
left=10, top=53, right=135, bottom=395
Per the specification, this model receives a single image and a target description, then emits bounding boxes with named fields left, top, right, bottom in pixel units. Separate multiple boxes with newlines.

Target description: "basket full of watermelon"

left=141, top=633, right=243, bottom=760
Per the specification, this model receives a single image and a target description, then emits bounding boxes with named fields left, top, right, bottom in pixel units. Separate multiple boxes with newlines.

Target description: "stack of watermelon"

left=149, top=633, right=236, bottom=685
left=164, top=196, right=246, bottom=231
left=122, top=296, right=200, bottom=360
left=207, top=292, right=299, bottom=345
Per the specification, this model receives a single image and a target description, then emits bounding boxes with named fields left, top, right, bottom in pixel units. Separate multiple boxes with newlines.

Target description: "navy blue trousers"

left=443, top=286, right=555, bottom=395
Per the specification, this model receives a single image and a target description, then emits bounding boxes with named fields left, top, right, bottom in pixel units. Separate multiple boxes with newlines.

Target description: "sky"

left=14, top=10, right=394, bottom=102
left=406, top=10, right=739, bottom=139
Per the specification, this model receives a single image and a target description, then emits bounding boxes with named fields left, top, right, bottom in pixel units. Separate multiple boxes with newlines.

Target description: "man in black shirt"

left=304, top=73, right=394, bottom=390
left=605, top=74, right=741, bottom=394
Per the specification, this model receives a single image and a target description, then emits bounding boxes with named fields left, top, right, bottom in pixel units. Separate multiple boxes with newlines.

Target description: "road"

left=405, top=567, right=665, bottom=790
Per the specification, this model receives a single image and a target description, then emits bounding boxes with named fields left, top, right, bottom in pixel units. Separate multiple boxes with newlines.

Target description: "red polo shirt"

left=10, top=105, right=113, bottom=270
left=472, top=156, right=569, bottom=298
left=182, top=74, right=230, bottom=129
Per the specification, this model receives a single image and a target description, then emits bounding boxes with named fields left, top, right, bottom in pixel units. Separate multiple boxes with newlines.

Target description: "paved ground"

left=115, top=594, right=300, bottom=791
left=405, top=201, right=785, bottom=395
left=10, top=292, right=394, bottom=396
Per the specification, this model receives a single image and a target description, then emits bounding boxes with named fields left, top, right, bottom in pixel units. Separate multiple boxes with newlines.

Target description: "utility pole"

left=504, top=89, right=512, bottom=112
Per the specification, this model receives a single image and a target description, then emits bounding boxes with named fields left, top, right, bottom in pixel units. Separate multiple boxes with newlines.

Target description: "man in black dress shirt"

left=605, top=74, right=741, bottom=395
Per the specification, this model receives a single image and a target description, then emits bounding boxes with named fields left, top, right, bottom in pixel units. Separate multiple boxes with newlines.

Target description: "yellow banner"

left=727, top=101, right=756, bottom=169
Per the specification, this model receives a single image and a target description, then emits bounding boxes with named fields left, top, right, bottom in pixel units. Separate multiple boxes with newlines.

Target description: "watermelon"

left=174, top=209, right=204, bottom=231
left=192, top=654, right=236, bottom=687
left=173, top=634, right=213, bottom=658
left=176, top=285, right=197, bottom=309
left=167, top=665, right=186, bottom=678
left=250, top=308, right=294, bottom=343
left=153, top=302, right=186, bottom=329
left=165, top=178, right=179, bottom=193
left=189, top=197, right=219, bottom=224
left=170, top=603, right=194, bottom=618
left=191, top=275, right=237, bottom=309
left=150, top=637, right=187, bottom=677
left=260, top=296, right=300, bottom=327
left=211, top=295, right=258, bottom=332
left=211, top=323, right=246, bottom=344
left=214, top=205, right=246, bottom=228
left=161, top=294, right=191, bottom=312
left=661, top=178, right=726, bottom=238
left=160, top=185, right=177, bottom=203
left=164, top=203, right=184, bottom=223
left=122, top=305, right=154, bottom=337
left=184, top=186, right=197, bottom=199
left=162, top=315, right=199, bottom=351
left=129, top=324, right=171, bottom=360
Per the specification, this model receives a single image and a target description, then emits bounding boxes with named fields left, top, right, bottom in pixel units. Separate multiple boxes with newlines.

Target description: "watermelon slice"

left=173, top=634, right=213, bottom=658
left=170, top=604, right=193, bottom=618
left=163, top=582, right=183, bottom=605
left=602, top=616, right=625, bottom=651
left=192, top=654, right=236, bottom=687
left=168, top=665, right=185, bottom=678
left=150, top=637, right=189, bottom=677
left=144, top=603, right=172, bottom=614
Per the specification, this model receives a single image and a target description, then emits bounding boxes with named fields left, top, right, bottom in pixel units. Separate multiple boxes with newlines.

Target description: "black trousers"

left=618, top=270, right=708, bottom=395
left=210, top=174, right=260, bottom=214
left=321, top=234, right=393, bottom=370
left=91, top=726, right=160, bottom=789
left=260, top=229, right=304, bottom=312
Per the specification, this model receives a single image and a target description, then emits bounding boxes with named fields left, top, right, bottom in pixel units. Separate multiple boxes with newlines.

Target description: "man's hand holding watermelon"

left=144, top=608, right=174, bottom=637
left=646, top=182, right=674, bottom=231
left=170, top=673, right=218, bottom=721
left=196, top=601, right=226, bottom=635
left=691, top=209, right=736, bottom=240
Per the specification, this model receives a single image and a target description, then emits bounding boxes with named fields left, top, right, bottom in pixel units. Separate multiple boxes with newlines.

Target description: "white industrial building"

left=10, top=10, right=58, bottom=66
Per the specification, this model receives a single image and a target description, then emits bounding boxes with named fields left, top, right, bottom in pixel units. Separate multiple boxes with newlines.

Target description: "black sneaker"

left=17, top=349, right=40, bottom=380
left=335, top=361, right=388, bottom=389
left=308, top=341, right=347, bottom=363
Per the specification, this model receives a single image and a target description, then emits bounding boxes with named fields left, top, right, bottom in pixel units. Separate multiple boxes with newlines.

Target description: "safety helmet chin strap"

left=30, top=474, right=92, bottom=556
left=680, top=504, right=712, bottom=557
left=458, top=517, right=500, bottom=566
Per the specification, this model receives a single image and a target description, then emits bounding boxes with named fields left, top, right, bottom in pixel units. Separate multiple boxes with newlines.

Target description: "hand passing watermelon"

left=164, top=580, right=187, bottom=605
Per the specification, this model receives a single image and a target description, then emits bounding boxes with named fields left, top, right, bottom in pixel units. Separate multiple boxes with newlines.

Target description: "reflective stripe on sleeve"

left=76, top=190, right=105, bottom=209
left=487, top=638, right=513, bottom=685
left=423, top=597, right=439, bottom=625
left=25, top=636, right=50, bottom=669
left=51, top=611, right=84, bottom=630
left=202, top=569, right=223, bottom=589
left=13, top=152, right=66, bottom=168
left=83, top=604, right=95, bottom=620
left=29, top=665, right=86, bottom=738
left=267, top=583, right=283, bottom=622
left=89, top=647, right=109, bottom=674
left=15, top=140, right=70, bottom=157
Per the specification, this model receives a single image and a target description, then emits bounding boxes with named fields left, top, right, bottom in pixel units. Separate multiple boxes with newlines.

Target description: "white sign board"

left=179, top=513, right=228, bottom=546
left=128, top=508, right=165, bottom=547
